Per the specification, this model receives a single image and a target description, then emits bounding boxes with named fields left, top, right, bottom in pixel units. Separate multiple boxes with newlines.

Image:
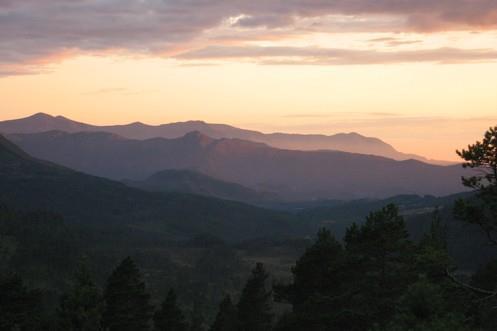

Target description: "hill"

left=124, top=169, right=278, bottom=203
left=8, top=130, right=468, bottom=200
left=0, top=135, right=303, bottom=241
left=0, top=113, right=450, bottom=164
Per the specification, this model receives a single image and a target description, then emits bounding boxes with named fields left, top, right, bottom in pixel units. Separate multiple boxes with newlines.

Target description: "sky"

left=1, top=1, right=497, bottom=161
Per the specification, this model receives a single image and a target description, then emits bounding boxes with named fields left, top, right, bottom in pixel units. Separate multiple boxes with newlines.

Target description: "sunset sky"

left=1, top=1, right=497, bottom=161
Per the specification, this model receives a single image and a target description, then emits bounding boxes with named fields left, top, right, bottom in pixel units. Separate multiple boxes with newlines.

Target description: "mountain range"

left=7, top=130, right=468, bottom=200
left=0, top=113, right=450, bottom=164
left=0, top=134, right=303, bottom=241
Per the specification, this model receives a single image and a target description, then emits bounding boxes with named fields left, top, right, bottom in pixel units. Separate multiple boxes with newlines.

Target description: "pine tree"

left=237, top=263, right=273, bottom=331
left=58, top=260, right=104, bottom=331
left=103, top=257, right=153, bottom=331
left=291, top=229, right=344, bottom=307
left=154, top=289, right=188, bottom=331
left=274, top=229, right=347, bottom=331
left=454, top=126, right=497, bottom=245
left=344, top=204, right=413, bottom=328
left=209, top=295, right=237, bottom=331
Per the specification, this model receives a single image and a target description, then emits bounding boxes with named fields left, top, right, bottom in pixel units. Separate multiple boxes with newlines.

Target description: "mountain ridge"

left=0, top=113, right=451, bottom=164
left=7, top=130, right=468, bottom=201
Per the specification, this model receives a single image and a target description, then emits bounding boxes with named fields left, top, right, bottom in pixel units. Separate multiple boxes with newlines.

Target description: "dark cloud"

left=1, top=0, right=497, bottom=75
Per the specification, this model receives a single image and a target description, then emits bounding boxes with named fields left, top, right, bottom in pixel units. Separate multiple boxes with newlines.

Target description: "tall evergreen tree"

left=274, top=229, right=347, bottom=330
left=291, top=229, right=344, bottom=307
left=154, top=289, right=188, bottom=331
left=237, top=263, right=273, bottom=331
left=452, top=126, right=497, bottom=329
left=454, top=125, right=497, bottom=245
left=344, top=204, right=412, bottom=328
left=209, top=295, right=237, bottom=331
left=58, top=260, right=103, bottom=331
left=414, top=211, right=451, bottom=282
left=103, top=257, right=153, bottom=331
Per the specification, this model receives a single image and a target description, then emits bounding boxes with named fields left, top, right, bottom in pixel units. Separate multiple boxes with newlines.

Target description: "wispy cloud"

left=369, top=37, right=423, bottom=47
left=176, top=45, right=497, bottom=65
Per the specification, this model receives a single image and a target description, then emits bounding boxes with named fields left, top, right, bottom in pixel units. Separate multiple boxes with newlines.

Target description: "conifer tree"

left=58, top=260, right=103, bottom=331
left=209, top=295, right=237, bottom=331
left=344, top=204, right=412, bottom=328
left=274, top=228, right=347, bottom=330
left=237, top=263, right=273, bottom=331
left=454, top=125, right=497, bottom=245
left=103, top=257, right=153, bottom=331
left=291, top=229, right=344, bottom=307
left=154, top=289, right=188, bottom=331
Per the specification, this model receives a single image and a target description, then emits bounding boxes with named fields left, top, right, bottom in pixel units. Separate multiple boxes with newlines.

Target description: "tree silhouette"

left=237, top=263, right=273, bottom=331
left=154, top=289, right=188, bottom=331
left=455, top=125, right=497, bottom=245
left=58, top=260, right=103, bottom=330
left=103, top=257, right=153, bottom=331
left=344, top=204, right=412, bottom=327
left=209, top=295, right=237, bottom=331
left=274, top=228, right=347, bottom=330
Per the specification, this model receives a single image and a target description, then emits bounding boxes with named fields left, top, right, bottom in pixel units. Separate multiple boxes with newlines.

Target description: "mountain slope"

left=124, top=169, right=277, bottom=203
left=8, top=131, right=468, bottom=200
left=0, top=113, right=447, bottom=163
left=0, top=135, right=302, bottom=241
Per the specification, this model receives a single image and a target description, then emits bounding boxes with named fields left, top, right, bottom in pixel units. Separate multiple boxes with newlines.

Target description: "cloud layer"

left=175, top=45, right=497, bottom=65
left=2, top=0, right=497, bottom=74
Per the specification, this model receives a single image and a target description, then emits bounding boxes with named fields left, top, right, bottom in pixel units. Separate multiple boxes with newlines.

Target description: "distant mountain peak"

left=181, top=131, right=214, bottom=146
left=32, top=112, right=53, bottom=117
left=129, top=121, right=146, bottom=126
left=29, top=112, right=55, bottom=120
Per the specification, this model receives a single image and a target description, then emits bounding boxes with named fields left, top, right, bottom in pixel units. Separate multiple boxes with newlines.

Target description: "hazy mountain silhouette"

left=8, top=130, right=468, bottom=200
left=0, top=134, right=302, bottom=241
left=124, top=169, right=278, bottom=203
left=0, top=113, right=450, bottom=164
